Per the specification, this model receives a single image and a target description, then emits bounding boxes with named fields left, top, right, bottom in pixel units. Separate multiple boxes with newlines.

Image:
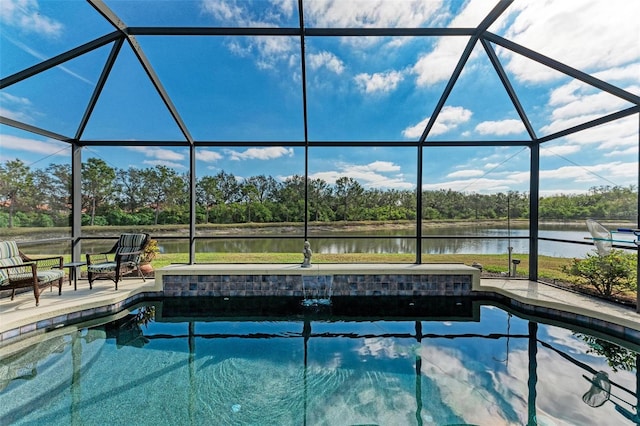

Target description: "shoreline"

left=4, top=219, right=635, bottom=241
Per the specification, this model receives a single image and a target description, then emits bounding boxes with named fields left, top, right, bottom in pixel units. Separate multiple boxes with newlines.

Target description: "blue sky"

left=1, top=0, right=639, bottom=196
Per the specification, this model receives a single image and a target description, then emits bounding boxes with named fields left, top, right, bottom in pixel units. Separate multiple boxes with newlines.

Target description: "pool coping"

left=478, top=278, right=640, bottom=335
left=1, top=263, right=640, bottom=348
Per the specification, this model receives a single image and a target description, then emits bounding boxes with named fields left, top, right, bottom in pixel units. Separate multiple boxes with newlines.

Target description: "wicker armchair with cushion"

left=0, top=241, right=65, bottom=306
left=86, top=233, right=149, bottom=290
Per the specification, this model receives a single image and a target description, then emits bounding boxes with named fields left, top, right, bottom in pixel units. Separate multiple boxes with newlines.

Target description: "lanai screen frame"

left=1, top=0, right=639, bottom=286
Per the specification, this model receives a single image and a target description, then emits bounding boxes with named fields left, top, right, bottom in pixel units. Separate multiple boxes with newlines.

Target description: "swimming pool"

left=1, top=297, right=639, bottom=425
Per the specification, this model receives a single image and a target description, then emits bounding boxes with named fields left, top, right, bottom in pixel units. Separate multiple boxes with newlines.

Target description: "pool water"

left=1, top=297, right=639, bottom=425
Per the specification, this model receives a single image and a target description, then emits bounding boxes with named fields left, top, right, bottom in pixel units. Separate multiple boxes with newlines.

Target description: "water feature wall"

left=162, top=274, right=472, bottom=297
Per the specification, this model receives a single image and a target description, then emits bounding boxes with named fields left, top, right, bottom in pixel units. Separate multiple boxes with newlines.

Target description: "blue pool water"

left=1, top=297, right=639, bottom=425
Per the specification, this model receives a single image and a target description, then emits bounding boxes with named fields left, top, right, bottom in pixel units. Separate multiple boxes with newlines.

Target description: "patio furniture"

left=59, top=261, right=87, bottom=291
left=86, top=233, right=149, bottom=290
left=0, top=241, right=65, bottom=306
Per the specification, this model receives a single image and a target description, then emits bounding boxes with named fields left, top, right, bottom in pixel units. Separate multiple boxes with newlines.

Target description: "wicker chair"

left=86, top=233, right=149, bottom=290
left=0, top=241, right=65, bottom=306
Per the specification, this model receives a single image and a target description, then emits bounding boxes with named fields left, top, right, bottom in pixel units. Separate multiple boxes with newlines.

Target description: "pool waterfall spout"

left=301, top=275, right=332, bottom=307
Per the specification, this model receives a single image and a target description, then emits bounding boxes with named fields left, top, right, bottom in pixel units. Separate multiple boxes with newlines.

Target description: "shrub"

left=0, top=212, right=10, bottom=227
left=105, top=209, right=137, bottom=226
left=563, top=249, right=636, bottom=297
left=31, top=213, right=54, bottom=227
left=142, top=239, right=160, bottom=264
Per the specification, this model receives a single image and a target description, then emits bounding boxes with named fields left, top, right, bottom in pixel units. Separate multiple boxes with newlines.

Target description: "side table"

left=59, top=262, right=87, bottom=291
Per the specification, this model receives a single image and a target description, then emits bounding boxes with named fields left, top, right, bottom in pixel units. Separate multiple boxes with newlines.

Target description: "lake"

left=166, top=223, right=637, bottom=258
left=15, top=222, right=638, bottom=259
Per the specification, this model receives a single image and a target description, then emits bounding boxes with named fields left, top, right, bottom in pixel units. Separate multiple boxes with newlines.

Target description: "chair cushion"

left=0, top=241, right=25, bottom=285
left=0, top=241, right=20, bottom=260
left=87, top=261, right=136, bottom=273
left=0, top=256, right=24, bottom=268
left=116, top=234, right=147, bottom=263
left=0, top=268, right=64, bottom=287
left=0, top=256, right=26, bottom=286
left=36, top=270, right=65, bottom=283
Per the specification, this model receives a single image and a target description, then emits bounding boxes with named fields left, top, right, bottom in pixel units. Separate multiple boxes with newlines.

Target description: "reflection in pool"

left=1, top=298, right=639, bottom=425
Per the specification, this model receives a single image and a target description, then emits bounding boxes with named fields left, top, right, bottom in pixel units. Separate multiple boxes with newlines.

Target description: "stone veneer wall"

left=162, top=273, right=473, bottom=297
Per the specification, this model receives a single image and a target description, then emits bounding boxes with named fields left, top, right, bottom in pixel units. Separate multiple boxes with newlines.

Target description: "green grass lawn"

left=141, top=252, right=574, bottom=282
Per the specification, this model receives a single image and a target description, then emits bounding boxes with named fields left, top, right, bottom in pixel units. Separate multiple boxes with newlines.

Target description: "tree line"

left=0, top=158, right=636, bottom=228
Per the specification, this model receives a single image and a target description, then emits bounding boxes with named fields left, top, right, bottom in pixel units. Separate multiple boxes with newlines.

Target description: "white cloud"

left=259, top=35, right=292, bottom=55
left=201, top=0, right=244, bottom=23
left=225, top=147, right=294, bottom=161
left=253, top=36, right=296, bottom=69
left=0, top=0, right=63, bottom=37
left=0, top=134, right=69, bottom=159
left=449, top=0, right=501, bottom=27
left=142, top=159, right=186, bottom=169
left=475, top=119, right=526, bottom=136
left=447, top=169, right=484, bottom=178
left=413, top=0, right=639, bottom=88
left=201, top=0, right=298, bottom=70
left=359, top=161, right=401, bottom=173
left=0, top=92, right=30, bottom=106
left=539, top=162, right=635, bottom=185
left=488, top=1, right=640, bottom=158
left=304, top=0, right=448, bottom=50
left=423, top=176, right=520, bottom=193
left=545, top=115, right=638, bottom=154
left=406, top=0, right=639, bottom=169
left=308, top=160, right=412, bottom=190
left=304, top=0, right=444, bottom=28
left=196, top=150, right=223, bottom=163
left=127, top=146, right=185, bottom=162
left=354, top=70, right=404, bottom=94
left=422, top=148, right=531, bottom=193
left=308, top=51, right=345, bottom=74
left=412, top=38, right=469, bottom=87
left=604, top=146, right=638, bottom=157
left=549, top=86, right=630, bottom=122
left=506, top=7, right=640, bottom=147
left=402, top=106, right=472, bottom=138
left=308, top=170, right=340, bottom=182
left=498, top=0, right=640, bottom=83
left=540, top=145, right=581, bottom=157
left=0, top=92, right=34, bottom=122
left=271, top=0, right=295, bottom=18
left=596, top=65, right=640, bottom=95
left=539, top=78, right=639, bottom=151
left=201, top=0, right=294, bottom=25
left=430, top=106, right=473, bottom=135
left=402, top=117, right=429, bottom=139
left=411, top=0, right=497, bottom=87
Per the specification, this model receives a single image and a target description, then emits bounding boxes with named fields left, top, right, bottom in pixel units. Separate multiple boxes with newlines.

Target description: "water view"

left=1, top=299, right=638, bottom=425
left=20, top=223, right=638, bottom=259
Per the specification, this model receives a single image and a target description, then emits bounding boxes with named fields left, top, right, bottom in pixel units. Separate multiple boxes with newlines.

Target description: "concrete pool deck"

left=1, top=263, right=640, bottom=347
